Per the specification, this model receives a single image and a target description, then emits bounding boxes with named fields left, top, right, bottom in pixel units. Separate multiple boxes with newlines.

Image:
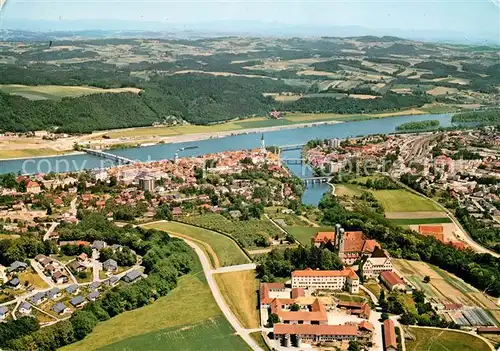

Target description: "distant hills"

left=0, top=19, right=498, bottom=45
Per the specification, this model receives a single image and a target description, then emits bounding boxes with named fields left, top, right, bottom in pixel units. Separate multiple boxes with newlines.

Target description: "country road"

left=43, top=222, right=59, bottom=241
left=169, top=234, right=265, bottom=351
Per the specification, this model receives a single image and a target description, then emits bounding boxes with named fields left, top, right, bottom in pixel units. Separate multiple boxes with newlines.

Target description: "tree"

left=380, top=312, right=389, bottom=321
left=154, top=204, right=172, bottom=220
left=267, top=313, right=280, bottom=327
left=290, top=303, right=300, bottom=311
left=348, top=340, right=362, bottom=351
left=423, top=275, right=430, bottom=283
left=46, top=205, right=53, bottom=216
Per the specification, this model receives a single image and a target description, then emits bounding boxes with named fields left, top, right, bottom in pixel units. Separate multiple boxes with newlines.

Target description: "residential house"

left=69, top=260, right=86, bottom=273
left=19, top=302, right=32, bottom=315
left=46, top=287, right=61, bottom=300
left=87, top=291, right=100, bottom=302
left=30, top=292, right=47, bottom=305
left=65, top=284, right=80, bottom=295
left=102, top=259, right=118, bottom=272
left=52, top=302, right=70, bottom=315
left=92, top=240, right=107, bottom=251
left=70, top=296, right=86, bottom=308
left=103, top=276, right=120, bottom=287
left=0, top=306, right=8, bottom=320
left=123, top=270, right=142, bottom=283
left=6, top=277, right=21, bottom=289
left=172, top=207, right=183, bottom=216
left=52, top=271, right=69, bottom=284
left=380, top=271, right=406, bottom=291
left=8, top=261, right=28, bottom=273
left=77, top=253, right=89, bottom=265
left=89, top=281, right=101, bottom=291
left=361, top=248, right=393, bottom=279
left=26, top=181, right=41, bottom=194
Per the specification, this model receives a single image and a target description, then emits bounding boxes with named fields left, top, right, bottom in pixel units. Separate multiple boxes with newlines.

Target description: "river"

left=0, top=113, right=453, bottom=205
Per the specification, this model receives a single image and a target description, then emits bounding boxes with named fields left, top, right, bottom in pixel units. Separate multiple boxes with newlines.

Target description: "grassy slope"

left=98, top=316, right=250, bottom=351
left=61, top=254, right=221, bottom=351
left=143, top=221, right=250, bottom=267
left=214, top=270, right=260, bottom=329
left=249, top=332, right=271, bottom=351
left=407, top=327, right=491, bottom=351
left=388, top=217, right=452, bottom=225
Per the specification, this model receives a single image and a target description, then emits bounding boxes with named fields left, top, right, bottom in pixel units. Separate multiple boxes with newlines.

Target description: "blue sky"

left=2, top=0, right=499, bottom=40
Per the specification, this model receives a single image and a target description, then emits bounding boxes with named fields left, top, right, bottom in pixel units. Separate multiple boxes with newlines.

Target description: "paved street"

left=42, top=222, right=59, bottom=241
left=212, top=263, right=256, bottom=274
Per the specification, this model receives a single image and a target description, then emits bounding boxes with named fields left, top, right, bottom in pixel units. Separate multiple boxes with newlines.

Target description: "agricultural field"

left=214, top=270, right=260, bottom=329
left=406, top=327, right=492, bottom=351
left=370, top=189, right=442, bottom=212
left=143, top=221, right=250, bottom=267
left=394, top=259, right=498, bottom=311
left=61, top=257, right=224, bottom=351
left=0, top=84, right=141, bottom=100
left=98, top=316, right=251, bottom=351
left=178, top=214, right=284, bottom=249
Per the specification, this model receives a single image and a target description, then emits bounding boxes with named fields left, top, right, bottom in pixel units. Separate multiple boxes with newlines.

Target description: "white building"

left=291, top=268, right=359, bottom=294
left=361, top=253, right=393, bottom=279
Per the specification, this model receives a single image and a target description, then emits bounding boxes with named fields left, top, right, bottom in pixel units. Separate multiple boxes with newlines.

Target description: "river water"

left=0, top=113, right=453, bottom=205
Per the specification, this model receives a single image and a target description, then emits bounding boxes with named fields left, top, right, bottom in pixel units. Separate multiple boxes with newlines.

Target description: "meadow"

left=214, top=270, right=260, bottom=329
left=143, top=221, right=250, bottom=267
left=61, top=255, right=224, bottom=351
left=370, top=189, right=442, bottom=212
left=388, top=217, right=452, bottom=225
left=406, top=327, right=491, bottom=351
left=98, top=316, right=250, bottom=351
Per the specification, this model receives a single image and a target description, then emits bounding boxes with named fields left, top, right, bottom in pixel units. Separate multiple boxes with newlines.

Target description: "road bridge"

left=280, top=143, right=305, bottom=151
left=82, top=148, right=136, bottom=165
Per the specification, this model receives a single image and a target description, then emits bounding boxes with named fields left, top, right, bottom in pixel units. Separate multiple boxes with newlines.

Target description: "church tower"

left=260, top=134, right=265, bottom=153
left=338, top=228, right=345, bottom=263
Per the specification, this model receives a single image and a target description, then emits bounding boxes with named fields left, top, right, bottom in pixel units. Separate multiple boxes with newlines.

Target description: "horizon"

left=0, top=0, right=499, bottom=44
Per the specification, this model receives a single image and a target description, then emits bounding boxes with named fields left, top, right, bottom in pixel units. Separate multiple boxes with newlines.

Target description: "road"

left=212, top=263, right=256, bottom=274
left=170, top=234, right=265, bottom=351
left=30, top=259, right=56, bottom=288
left=69, top=197, right=77, bottom=217
left=391, top=176, right=500, bottom=258
left=92, top=249, right=101, bottom=282
left=359, top=285, right=379, bottom=305
left=43, top=222, right=59, bottom=241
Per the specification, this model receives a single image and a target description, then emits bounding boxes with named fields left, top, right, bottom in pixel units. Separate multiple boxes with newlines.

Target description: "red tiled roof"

left=274, top=324, right=358, bottom=336
left=477, top=327, right=500, bottom=334
left=312, top=232, right=335, bottom=243
left=380, top=271, right=404, bottom=288
left=359, top=320, right=374, bottom=332
left=383, top=319, right=397, bottom=349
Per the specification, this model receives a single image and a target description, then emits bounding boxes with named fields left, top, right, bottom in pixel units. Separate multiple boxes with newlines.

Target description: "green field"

left=371, top=189, right=442, bottom=212
left=286, top=226, right=333, bottom=246
left=0, top=84, right=141, bottom=100
left=61, top=254, right=223, bottom=351
left=98, top=316, right=250, bottom=351
left=406, top=327, right=491, bottom=351
left=143, top=221, right=250, bottom=267
left=388, top=217, right=452, bottom=225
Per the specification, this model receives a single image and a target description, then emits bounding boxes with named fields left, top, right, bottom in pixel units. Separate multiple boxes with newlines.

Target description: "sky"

left=1, top=0, right=499, bottom=41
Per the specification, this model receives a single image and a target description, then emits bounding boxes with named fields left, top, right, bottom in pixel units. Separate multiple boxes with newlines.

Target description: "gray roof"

left=92, top=240, right=107, bottom=250
left=52, top=302, right=67, bottom=314
left=8, top=261, right=28, bottom=272
left=103, top=259, right=118, bottom=270
left=89, top=281, right=101, bottom=290
left=20, top=302, right=31, bottom=310
left=30, top=292, right=46, bottom=303
left=87, top=291, right=100, bottom=300
left=8, top=277, right=20, bottom=286
left=47, top=287, right=60, bottom=298
left=66, top=284, right=80, bottom=294
left=123, top=270, right=142, bottom=282
left=70, top=296, right=84, bottom=306
left=104, top=276, right=120, bottom=286
left=0, top=306, right=8, bottom=315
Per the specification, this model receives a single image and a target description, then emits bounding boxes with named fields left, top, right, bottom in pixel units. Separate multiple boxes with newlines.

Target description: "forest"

left=452, top=109, right=500, bottom=124
left=395, top=120, right=440, bottom=131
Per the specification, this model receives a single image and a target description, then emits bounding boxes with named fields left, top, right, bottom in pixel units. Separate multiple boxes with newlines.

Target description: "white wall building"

left=291, top=268, right=359, bottom=294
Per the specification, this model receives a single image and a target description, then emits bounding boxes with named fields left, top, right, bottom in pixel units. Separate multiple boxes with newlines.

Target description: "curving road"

left=169, top=233, right=265, bottom=351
